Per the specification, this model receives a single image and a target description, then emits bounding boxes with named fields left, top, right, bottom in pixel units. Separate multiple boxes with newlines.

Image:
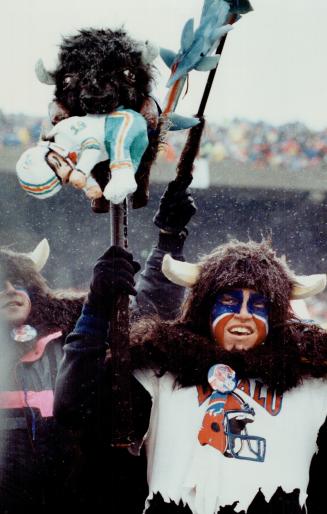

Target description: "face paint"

left=247, top=292, right=269, bottom=342
left=0, top=282, right=32, bottom=327
left=211, top=289, right=269, bottom=350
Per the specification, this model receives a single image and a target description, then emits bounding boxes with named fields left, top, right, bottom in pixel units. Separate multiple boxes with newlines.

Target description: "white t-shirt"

left=134, top=369, right=327, bottom=514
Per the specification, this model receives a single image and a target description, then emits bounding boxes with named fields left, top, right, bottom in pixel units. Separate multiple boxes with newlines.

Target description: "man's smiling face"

left=0, top=281, right=31, bottom=327
left=211, top=289, right=269, bottom=350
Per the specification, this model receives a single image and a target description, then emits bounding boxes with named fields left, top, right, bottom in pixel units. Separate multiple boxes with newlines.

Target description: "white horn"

left=290, top=299, right=310, bottom=319
left=137, top=39, right=159, bottom=64
left=291, top=274, right=327, bottom=299
left=35, top=58, right=55, bottom=85
left=162, top=254, right=201, bottom=288
left=26, top=239, right=50, bottom=271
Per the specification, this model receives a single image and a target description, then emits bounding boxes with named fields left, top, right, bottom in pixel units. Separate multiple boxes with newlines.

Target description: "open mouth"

left=228, top=326, right=253, bottom=336
left=1, top=300, right=22, bottom=309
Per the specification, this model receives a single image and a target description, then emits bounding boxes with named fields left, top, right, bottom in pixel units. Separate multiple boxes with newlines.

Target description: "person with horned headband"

left=0, top=182, right=196, bottom=512
left=54, top=237, right=327, bottom=514
left=0, top=239, right=84, bottom=512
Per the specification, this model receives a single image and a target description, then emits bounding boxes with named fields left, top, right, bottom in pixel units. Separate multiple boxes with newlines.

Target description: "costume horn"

left=26, top=239, right=50, bottom=271
left=138, top=40, right=159, bottom=64
left=162, top=254, right=200, bottom=287
left=290, top=274, right=327, bottom=299
left=162, top=254, right=327, bottom=300
left=35, top=58, right=55, bottom=85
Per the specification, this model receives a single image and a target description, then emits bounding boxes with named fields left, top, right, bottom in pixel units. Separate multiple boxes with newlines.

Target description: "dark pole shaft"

left=109, top=200, right=135, bottom=447
left=175, top=118, right=206, bottom=185
left=110, top=201, right=128, bottom=248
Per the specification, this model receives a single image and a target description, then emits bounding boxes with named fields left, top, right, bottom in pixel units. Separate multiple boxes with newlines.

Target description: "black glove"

left=153, top=179, right=197, bottom=234
left=87, top=246, right=141, bottom=313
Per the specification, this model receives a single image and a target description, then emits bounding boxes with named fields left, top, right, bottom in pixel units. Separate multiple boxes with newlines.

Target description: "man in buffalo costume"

left=54, top=238, right=327, bottom=514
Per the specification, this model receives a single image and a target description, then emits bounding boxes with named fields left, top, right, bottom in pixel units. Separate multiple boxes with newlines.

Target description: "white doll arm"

left=83, top=175, right=98, bottom=189
left=75, top=139, right=102, bottom=178
left=46, top=123, right=102, bottom=178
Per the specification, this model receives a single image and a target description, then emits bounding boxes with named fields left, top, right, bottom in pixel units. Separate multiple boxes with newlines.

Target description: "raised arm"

left=53, top=246, right=151, bottom=512
left=132, top=181, right=197, bottom=320
left=54, top=246, right=143, bottom=429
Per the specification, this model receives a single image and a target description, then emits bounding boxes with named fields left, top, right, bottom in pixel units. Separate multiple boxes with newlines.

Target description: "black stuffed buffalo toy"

left=36, top=28, right=161, bottom=209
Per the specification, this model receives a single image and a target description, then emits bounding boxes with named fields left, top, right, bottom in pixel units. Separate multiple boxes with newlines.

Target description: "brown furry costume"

left=130, top=240, right=327, bottom=393
left=128, top=239, right=327, bottom=514
left=52, top=238, right=327, bottom=514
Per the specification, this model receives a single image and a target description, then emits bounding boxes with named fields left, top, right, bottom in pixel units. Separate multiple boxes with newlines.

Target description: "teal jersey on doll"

left=16, top=108, right=148, bottom=204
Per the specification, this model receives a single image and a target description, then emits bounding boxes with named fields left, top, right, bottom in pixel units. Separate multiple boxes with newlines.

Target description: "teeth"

left=230, top=327, right=251, bottom=335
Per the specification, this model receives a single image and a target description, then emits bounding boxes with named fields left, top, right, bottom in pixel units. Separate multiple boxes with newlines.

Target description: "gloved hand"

left=87, top=246, right=141, bottom=314
left=153, top=178, right=197, bottom=235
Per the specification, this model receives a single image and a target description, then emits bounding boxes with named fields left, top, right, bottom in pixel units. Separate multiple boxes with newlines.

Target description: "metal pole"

left=109, top=199, right=135, bottom=447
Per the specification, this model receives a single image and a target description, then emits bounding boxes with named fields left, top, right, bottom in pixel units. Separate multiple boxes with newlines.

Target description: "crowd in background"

left=1, top=109, right=327, bottom=324
left=0, top=111, right=42, bottom=148
left=165, top=119, right=327, bottom=171
left=1, top=110, right=327, bottom=171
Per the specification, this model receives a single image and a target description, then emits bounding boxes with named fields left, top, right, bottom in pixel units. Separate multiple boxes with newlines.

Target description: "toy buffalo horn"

left=35, top=58, right=55, bottom=85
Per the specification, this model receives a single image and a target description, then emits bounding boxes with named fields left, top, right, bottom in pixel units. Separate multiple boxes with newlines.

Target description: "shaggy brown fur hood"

left=0, top=247, right=85, bottom=338
left=130, top=318, right=327, bottom=393
left=180, top=240, right=295, bottom=341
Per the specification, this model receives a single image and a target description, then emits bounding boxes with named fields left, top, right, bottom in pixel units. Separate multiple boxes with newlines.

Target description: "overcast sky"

left=1, top=0, right=326, bottom=130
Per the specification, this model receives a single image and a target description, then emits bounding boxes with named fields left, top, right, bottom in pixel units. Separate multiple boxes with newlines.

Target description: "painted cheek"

left=253, top=316, right=268, bottom=345
left=212, top=314, right=234, bottom=344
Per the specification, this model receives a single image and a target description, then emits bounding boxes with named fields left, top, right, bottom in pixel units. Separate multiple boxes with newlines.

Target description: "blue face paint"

left=211, top=290, right=244, bottom=324
left=211, top=290, right=269, bottom=325
left=247, top=292, right=269, bottom=321
left=0, top=284, right=29, bottom=295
